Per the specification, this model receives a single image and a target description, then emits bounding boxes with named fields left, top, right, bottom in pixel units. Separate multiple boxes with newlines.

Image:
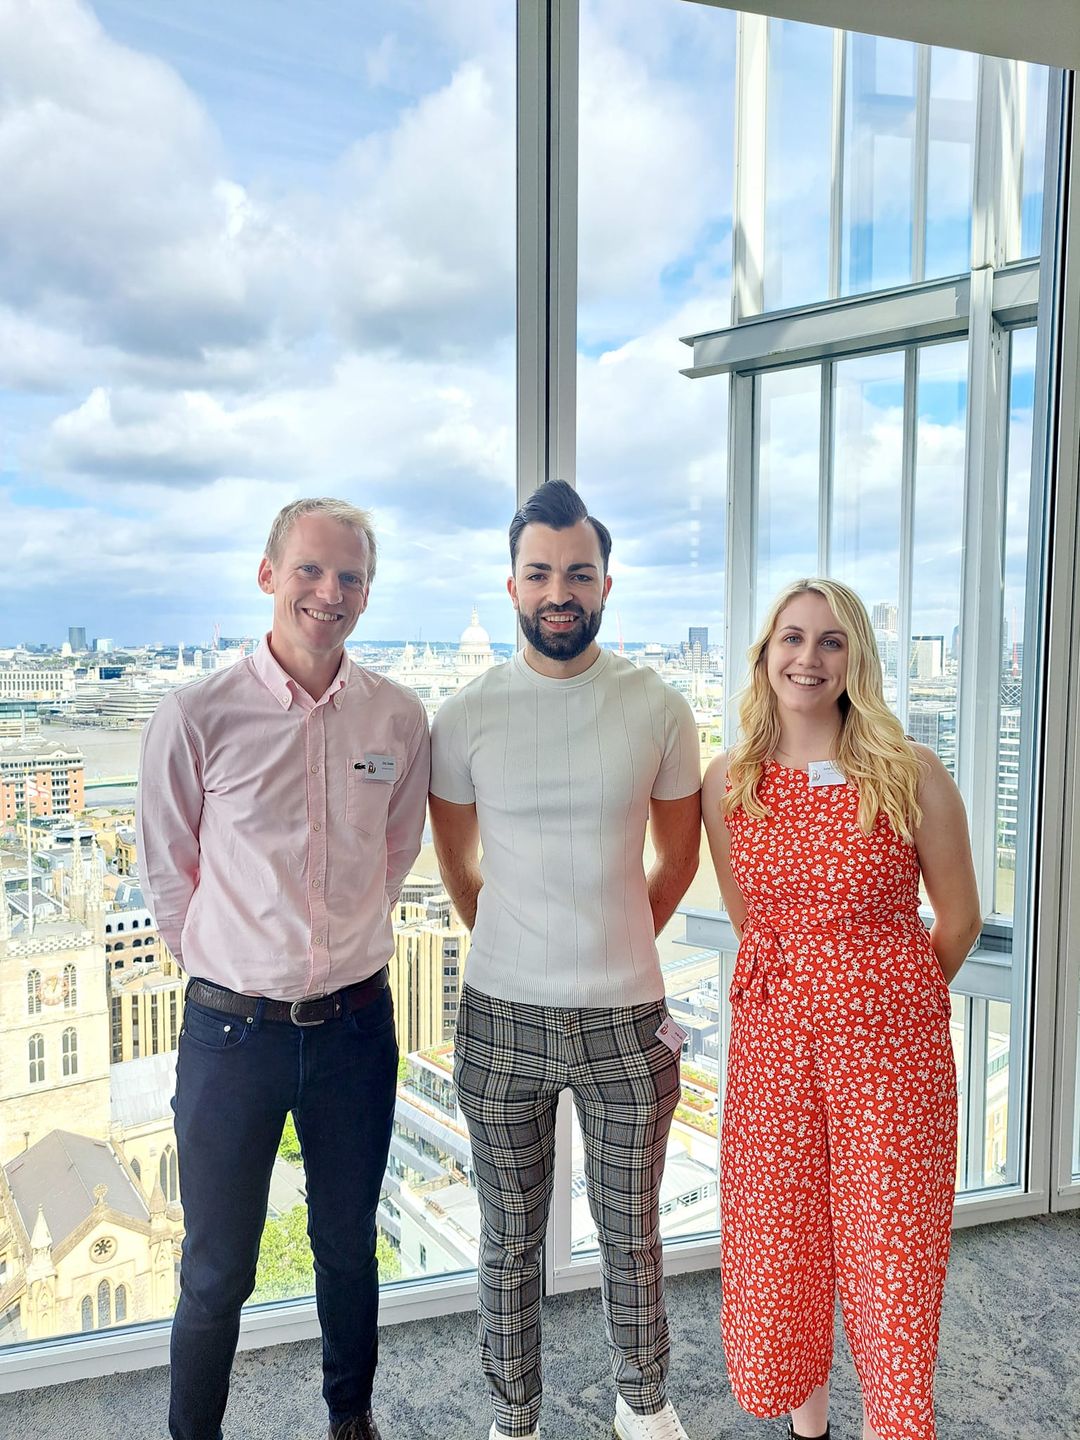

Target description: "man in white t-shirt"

left=429, top=480, right=702, bottom=1440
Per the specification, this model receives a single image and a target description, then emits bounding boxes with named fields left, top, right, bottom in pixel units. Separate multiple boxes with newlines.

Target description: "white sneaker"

left=613, top=1395, right=690, bottom=1440
left=489, top=1424, right=539, bottom=1439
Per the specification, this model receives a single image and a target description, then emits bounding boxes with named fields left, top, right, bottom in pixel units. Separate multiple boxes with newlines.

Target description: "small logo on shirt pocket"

left=346, top=757, right=394, bottom=834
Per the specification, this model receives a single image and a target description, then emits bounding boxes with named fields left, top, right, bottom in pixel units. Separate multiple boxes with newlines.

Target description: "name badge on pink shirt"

left=357, top=753, right=397, bottom=782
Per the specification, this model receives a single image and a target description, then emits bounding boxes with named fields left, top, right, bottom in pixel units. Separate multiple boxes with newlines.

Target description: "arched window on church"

left=80, top=1296, right=93, bottom=1332
left=130, top=1158, right=141, bottom=1184
left=97, top=1279, right=111, bottom=1329
left=160, top=1146, right=179, bottom=1203
left=27, top=970, right=41, bottom=1016
left=114, top=1284, right=127, bottom=1323
left=28, top=1034, right=44, bottom=1085
left=62, top=1027, right=78, bottom=1077
left=64, top=963, right=77, bottom=1008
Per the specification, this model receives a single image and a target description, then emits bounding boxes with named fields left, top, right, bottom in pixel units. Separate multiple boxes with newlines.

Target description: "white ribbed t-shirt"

left=429, top=648, right=701, bottom=1006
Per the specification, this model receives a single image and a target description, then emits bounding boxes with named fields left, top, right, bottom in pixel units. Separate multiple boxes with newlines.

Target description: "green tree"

left=252, top=1206, right=401, bottom=1303
left=278, top=1113, right=303, bottom=1163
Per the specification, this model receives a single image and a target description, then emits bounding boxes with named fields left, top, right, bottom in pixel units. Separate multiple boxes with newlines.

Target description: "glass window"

left=26, top=969, right=42, bottom=1017
left=925, top=50, right=977, bottom=279
left=998, top=328, right=1036, bottom=919
left=765, top=19, right=834, bottom=309
left=115, top=1284, right=128, bottom=1324
left=96, top=1280, right=111, bottom=1330
left=757, top=366, right=822, bottom=624
left=159, top=1146, right=179, bottom=1205
left=830, top=350, right=906, bottom=674
left=1019, top=65, right=1050, bottom=259
left=909, top=339, right=967, bottom=762
left=80, top=1297, right=93, bottom=1333
left=843, top=33, right=917, bottom=294
left=569, top=0, right=736, bottom=1260
left=28, top=1034, right=45, bottom=1086
left=62, top=1027, right=78, bottom=1078
left=64, top=963, right=78, bottom=1008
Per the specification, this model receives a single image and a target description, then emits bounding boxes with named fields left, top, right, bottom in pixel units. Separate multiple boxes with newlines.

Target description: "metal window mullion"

left=818, top=361, right=834, bottom=573
left=1040, top=71, right=1080, bottom=1209
left=961, top=996, right=979, bottom=1186
left=956, top=265, right=1006, bottom=915
left=517, top=0, right=578, bottom=505
left=912, top=44, right=931, bottom=284
left=965, top=996, right=990, bottom=1190
left=896, top=346, right=918, bottom=726
left=519, top=0, right=581, bottom=1295
left=725, top=371, right=757, bottom=746
left=974, top=56, right=1023, bottom=271
left=732, top=11, right=768, bottom=322
left=829, top=27, right=846, bottom=300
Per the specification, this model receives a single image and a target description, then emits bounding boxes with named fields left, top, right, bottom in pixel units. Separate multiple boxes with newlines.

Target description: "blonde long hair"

left=724, top=578, right=925, bottom=838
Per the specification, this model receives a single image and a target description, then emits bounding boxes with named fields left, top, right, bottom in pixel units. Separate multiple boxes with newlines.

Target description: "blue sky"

left=0, top=0, right=1041, bottom=650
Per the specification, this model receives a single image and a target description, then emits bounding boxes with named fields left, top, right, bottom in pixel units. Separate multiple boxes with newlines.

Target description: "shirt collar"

left=252, top=635, right=351, bottom=711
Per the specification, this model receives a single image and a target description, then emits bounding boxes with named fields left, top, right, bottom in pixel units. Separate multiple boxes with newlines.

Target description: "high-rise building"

left=389, top=876, right=471, bottom=1054
left=907, top=704, right=957, bottom=777
left=872, top=602, right=898, bottom=633
left=67, top=628, right=87, bottom=653
left=0, top=740, right=85, bottom=822
left=910, top=635, right=945, bottom=680
left=687, top=626, right=709, bottom=672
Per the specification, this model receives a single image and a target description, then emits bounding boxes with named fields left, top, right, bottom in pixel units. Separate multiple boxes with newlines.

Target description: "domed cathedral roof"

left=459, top=607, right=491, bottom=649
left=458, top=608, right=495, bottom=671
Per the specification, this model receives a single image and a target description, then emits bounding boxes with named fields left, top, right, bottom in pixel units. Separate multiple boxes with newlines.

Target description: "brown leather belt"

left=185, top=968, right=389, bottom=1027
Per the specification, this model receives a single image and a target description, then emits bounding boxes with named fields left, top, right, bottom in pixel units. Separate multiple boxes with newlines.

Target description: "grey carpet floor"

left=2, top=1212, right=1077, bottom=1439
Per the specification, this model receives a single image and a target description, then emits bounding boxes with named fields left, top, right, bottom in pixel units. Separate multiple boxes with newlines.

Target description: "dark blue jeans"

left=168, top=984, right=398, bottom=1440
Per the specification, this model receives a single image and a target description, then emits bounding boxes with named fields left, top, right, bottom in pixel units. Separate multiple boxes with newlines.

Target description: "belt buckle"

left=289, top=997, right=327, bottom=1027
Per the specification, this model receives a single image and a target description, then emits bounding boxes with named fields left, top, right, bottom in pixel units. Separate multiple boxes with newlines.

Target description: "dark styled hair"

left=508, top=479, right=612, bottom=573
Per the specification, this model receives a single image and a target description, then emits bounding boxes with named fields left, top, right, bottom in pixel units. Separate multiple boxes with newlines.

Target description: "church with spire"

left=0, top=830, right=183, bottom=1343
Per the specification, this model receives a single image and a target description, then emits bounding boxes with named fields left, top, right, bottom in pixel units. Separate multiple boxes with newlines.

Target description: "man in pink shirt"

left=137, top=498, right=430, bottom=1440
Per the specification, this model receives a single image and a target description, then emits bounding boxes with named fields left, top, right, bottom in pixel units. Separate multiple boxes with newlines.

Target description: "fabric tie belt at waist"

left=731, top=913, right=927, bottom=1003
left=185, top=968, right=389, bottom=1027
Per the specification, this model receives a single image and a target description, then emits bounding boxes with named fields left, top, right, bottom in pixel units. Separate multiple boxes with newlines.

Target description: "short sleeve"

left=652, top=687, right=702, bottom=800
left=430, top=693, right=476, bottom=804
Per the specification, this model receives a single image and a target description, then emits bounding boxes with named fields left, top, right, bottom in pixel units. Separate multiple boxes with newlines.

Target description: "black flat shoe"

left=787, top=1424, right=829, bottom=1440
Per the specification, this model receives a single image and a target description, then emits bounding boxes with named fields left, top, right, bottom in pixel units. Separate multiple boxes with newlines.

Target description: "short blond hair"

left=264, top=498, right=377, bottom=583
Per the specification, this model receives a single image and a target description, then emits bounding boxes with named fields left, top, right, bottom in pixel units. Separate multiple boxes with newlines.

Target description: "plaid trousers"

left=453, top=983, right=682, bottom=1436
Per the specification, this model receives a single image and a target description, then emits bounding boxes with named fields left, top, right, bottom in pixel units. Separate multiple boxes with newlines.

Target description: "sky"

left=0, top=0, right=1044, bottom=651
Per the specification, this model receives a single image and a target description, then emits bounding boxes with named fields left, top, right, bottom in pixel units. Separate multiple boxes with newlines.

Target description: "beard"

left=517, top=601, right=604, bottom=661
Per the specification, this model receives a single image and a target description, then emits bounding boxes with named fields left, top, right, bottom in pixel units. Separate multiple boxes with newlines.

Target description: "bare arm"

left=647, top=791, right=701, bottom=936
left=428, top=794, right=483, bottom=930
left=702, top=753, right=747, bottom=939
left=912, top=745, right=982, bottom=982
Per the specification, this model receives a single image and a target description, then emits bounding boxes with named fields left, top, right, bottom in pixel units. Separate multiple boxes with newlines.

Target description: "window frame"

left=1, top=0, right=1078, bottom=1396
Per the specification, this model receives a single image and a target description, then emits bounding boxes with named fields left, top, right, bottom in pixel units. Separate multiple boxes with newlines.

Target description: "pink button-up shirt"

left=136, top=637, right=430, bottom=1000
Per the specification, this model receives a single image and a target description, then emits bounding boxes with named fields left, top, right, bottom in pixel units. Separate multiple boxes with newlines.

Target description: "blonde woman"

left=702, top=579, right=980, bottom=1440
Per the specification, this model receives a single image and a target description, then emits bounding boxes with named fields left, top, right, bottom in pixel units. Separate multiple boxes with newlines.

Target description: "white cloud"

left=577, top=3, right=734, bottom=337
left=331, top=58, right=514, bottom=353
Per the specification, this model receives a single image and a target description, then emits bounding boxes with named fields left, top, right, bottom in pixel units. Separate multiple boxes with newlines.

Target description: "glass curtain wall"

left=568, top=0, right=736, bottom=1264
left=0, top=0, right=514, bottom=1349
left=680, top=11, right=1055, bottom=1209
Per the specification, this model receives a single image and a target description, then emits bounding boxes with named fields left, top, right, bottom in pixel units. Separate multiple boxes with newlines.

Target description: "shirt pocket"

left=345, top=756, right=395, bottom=835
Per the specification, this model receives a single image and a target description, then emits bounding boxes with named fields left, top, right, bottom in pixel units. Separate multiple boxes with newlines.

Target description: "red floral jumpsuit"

left=721, top=762, right=957, bottom=1440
